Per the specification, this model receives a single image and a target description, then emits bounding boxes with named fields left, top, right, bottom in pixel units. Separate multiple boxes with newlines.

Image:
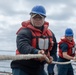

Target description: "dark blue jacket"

left=11, top=27, right=57, bottom=74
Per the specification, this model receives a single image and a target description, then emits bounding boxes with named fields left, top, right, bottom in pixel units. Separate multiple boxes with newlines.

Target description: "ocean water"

left=0, top=50, right=76, bottom=75
left=0, top=50, right=15, bottom=73
left=0, top=60, right=12, bottom=72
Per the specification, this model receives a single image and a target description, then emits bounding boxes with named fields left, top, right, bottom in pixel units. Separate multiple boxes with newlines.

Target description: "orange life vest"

left=16, top=20, right=53, bottom=55
left=58, top=37, right=75, bottom=58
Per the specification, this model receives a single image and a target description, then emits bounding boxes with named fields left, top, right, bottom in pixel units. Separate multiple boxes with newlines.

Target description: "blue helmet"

left=65, top=28, right=73, bottom=36
left=30, top=5, right=46, bottom=17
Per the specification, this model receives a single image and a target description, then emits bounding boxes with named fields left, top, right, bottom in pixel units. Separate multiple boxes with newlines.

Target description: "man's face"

left=65, top=36, right=73, bottom=41
left=30, top=14, right=45, bottom=27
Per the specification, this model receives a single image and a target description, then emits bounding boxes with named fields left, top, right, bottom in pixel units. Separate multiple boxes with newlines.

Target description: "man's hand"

left=38, top=50, right=45, bottom=54
left=47, top=56, right=53, bottom=64
left=38, top=50, right=46, bottom=62
left=73, top=57, right=76, bottom=61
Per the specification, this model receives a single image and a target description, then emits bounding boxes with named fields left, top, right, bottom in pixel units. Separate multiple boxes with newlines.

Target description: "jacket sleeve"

left=60, top=43, right=68, bottom=52
left=50, top=32, right=57, bottom=60
left=16, top=28, right=39, bottom=54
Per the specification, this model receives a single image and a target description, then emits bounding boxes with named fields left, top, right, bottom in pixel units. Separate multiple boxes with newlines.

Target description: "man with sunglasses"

left=57, top=28, right=76, bottom=75
left=11, top=5, right=57, bottom=75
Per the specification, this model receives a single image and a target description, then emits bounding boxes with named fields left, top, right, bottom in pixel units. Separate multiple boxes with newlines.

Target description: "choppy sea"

left=0, top=50, right=76, bottom=75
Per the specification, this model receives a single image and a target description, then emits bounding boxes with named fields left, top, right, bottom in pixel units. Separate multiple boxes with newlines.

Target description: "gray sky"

left=0, top=0, right=76, bottom=51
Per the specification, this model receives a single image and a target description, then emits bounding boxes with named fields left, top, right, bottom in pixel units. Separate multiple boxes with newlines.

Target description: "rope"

left=52, top=61, right=71, bottom=64
left=0, top=54, right=43, bottom=60
left=0, top=54, right=74, bottom=64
